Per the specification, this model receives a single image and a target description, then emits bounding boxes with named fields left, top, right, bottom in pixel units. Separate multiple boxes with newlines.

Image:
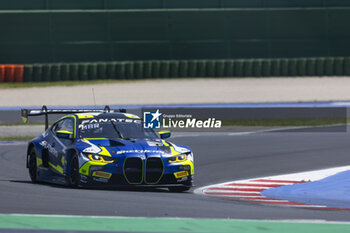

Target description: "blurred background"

left=1, top=0, right=350, bottom=82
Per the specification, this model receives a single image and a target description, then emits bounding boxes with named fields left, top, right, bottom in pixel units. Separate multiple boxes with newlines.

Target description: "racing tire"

left=69, top=155, right=82, bottom=188
left=28, top=148, right=37, bottom=183
left=168, top=186, right=191, bottom=192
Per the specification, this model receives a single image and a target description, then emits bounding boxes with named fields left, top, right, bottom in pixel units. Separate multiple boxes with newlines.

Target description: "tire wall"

left=1, top=57, right=350, bottom=82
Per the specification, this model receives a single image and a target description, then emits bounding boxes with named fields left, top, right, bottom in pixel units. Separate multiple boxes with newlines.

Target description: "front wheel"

left=28, top=148, right=37, bottom=183
left=168, top=186, right=191, bottom=192
left=69, top=155, right=81, bottom=188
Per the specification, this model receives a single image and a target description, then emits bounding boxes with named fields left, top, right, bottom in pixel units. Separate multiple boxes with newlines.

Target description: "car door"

left=49, top=118, right=75, bottom=175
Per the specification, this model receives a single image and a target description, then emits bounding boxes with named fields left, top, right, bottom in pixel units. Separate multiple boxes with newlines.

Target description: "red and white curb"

left=195, top=166, right=350, bottom=211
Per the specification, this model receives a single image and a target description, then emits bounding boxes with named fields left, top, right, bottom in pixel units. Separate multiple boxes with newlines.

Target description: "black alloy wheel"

left=28, top=148, right=37, bottom=183
left=69, top=156, right=81, bottom=188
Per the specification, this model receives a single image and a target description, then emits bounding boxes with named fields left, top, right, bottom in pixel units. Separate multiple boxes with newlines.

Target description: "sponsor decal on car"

left=174, top=171, right=189, bottom=178
left=79, top=118, right=141, bottom=129
left=116, top=150, right=164, bottom=155
left=39, top=140, right=59, bottom=157
left=93, top=171, right=112, bottom=179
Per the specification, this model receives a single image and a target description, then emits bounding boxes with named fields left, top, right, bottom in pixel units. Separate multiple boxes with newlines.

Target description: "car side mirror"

left=56, top=130, right=74, bottom=140
left=158, top=130, right=171, bottom=139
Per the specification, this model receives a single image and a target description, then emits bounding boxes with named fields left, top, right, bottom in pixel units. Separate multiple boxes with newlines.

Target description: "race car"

left=22, top=106, right=193, bottom=192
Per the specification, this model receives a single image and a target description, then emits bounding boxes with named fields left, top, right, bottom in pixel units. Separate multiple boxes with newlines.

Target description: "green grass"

left=0, top=80, right=128, bottom=89
left=0, top=136, right=34, bottom=141
left=0, top=118, right=347, bottom=141
left=0, top=78, right=193, bottom=89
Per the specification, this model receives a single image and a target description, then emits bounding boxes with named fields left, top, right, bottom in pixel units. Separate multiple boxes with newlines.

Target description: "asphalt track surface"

left=1, top=130, right=350, bottom=221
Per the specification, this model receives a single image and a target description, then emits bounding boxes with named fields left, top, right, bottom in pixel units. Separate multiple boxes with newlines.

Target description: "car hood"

left=77, top=138, right=190, bottom=158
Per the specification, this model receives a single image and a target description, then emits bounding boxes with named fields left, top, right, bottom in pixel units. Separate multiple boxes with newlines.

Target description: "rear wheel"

left=168, top=186, right=191, bottom=192
left=69, top=155, right=81, bottom=188
left=28, top=148, right=37, bottom=183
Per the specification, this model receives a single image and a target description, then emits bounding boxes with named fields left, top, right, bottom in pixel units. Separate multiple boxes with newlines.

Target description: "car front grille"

left=145, top=157, right=164, bottom=184
left=123, top=157, right=164, bottom=184
left=123, top=157, right=143, bottom=184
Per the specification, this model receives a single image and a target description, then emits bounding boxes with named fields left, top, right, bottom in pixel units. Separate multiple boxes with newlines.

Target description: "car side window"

left=53, top=118, right=74, bottom=135
left=51, top=121, right=62, bottom=133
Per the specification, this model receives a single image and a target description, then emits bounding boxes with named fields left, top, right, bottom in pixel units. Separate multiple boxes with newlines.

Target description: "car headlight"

left=187, top=152, right=194, bottom=162
left=166, top=154, right=187, bottom=163
left=82, top=153, right=116, bottom=163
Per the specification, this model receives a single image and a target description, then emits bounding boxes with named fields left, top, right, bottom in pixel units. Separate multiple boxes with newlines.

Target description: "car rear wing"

left=21, top=105, right=126, bottom=130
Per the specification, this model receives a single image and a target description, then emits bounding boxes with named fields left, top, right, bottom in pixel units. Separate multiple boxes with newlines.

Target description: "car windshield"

left=78, top=118, right=158, bottom=139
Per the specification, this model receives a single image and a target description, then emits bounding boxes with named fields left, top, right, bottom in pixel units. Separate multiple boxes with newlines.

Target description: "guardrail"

left=1, top=57, right=349, bottom=82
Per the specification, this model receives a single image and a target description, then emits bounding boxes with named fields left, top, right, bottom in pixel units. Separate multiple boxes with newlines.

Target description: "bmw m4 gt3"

left=22, top=106, right=194, bottom=192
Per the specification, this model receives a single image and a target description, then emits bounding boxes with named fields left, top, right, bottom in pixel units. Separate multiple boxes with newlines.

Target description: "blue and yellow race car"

left=22, top=106, right=193, bottom=192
